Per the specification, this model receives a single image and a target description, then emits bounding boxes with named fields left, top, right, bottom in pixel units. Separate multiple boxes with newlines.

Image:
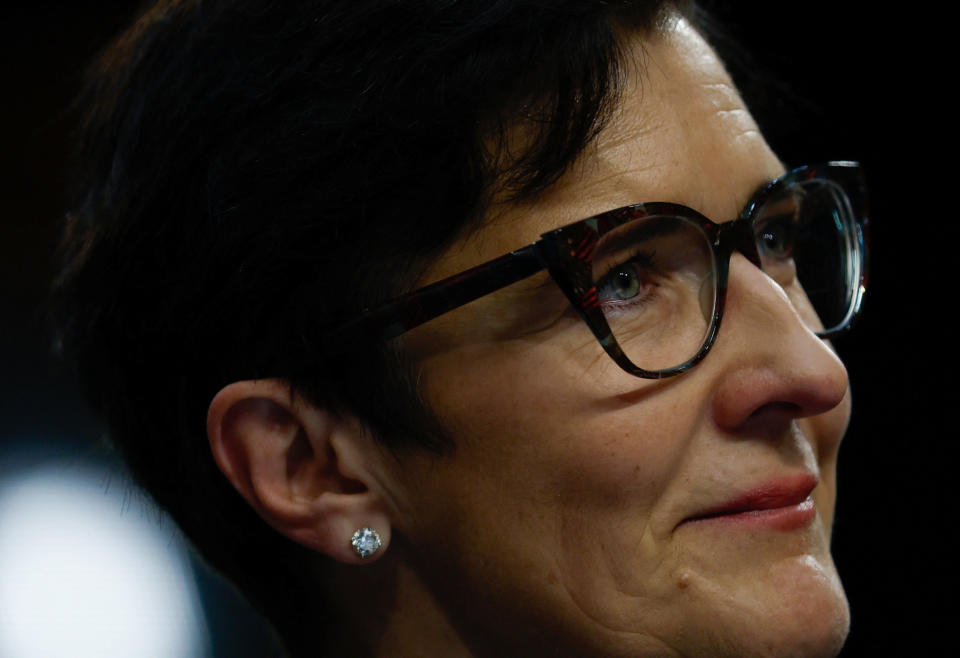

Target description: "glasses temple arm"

left=321, top=244, right=546, bottom=354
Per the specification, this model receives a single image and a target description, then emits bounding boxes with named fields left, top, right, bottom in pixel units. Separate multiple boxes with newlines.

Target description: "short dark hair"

left=54, top=0, right=678, bottom=650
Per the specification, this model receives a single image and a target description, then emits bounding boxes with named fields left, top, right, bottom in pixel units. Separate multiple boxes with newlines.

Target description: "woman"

left=55, top=0, right=865, bottom=655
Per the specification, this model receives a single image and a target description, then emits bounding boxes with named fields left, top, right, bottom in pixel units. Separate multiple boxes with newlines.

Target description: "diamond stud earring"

left=350, top=527, right=382, bottom=558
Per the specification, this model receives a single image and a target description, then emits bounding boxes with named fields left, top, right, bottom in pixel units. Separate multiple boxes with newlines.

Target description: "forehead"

left=429, top=17, right=784, bottom=278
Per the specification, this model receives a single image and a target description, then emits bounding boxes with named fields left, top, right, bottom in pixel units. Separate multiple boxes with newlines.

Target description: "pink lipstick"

left=683, top=473, right=819, bottom=531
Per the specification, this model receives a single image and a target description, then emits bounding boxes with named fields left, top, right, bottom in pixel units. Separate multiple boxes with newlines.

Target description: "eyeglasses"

left=323, top=162, right=868, bottom=378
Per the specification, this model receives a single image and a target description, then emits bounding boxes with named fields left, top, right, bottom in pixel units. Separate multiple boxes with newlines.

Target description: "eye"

left=609, top=265, right=643, bottom=299
left=757, top=216, right=797, bottom=259
left=596, top=252, right=658, bottom=304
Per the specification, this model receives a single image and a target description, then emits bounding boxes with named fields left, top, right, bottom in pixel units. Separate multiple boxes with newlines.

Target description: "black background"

left=1, top=2, right=952, bottom=656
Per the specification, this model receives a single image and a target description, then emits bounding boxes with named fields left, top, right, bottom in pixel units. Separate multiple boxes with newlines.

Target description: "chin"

left=765, top=556, right=850, bottom=658
left=673, top=554, right=850, bottom=658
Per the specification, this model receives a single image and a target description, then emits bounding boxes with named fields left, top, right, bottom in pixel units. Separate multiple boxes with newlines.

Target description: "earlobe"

left=207, top=379, right=392, bottom=564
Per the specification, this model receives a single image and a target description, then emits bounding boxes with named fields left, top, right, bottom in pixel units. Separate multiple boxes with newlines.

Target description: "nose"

left=709, top=253, right=850, bottom=434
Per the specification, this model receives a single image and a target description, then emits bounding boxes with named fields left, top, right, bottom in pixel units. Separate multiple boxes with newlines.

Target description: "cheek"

left=412, top=337, right=706, bottom=626
left=416, top=336, right=695, bottom=511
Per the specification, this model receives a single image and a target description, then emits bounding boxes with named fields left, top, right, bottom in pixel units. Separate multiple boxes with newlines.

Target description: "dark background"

left=1, top=2, right=951, bottom=656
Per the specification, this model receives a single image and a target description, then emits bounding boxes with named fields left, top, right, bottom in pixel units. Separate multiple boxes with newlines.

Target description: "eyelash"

left=596, top=247, right=656, bottom=277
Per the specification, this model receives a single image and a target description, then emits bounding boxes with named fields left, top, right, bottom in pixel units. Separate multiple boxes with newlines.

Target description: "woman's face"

left=385, top=18, right=850, bottom=658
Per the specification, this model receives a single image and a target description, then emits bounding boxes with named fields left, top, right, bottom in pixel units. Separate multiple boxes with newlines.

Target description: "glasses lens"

left=591, top=215, right=717, bottom=372
left=753, top=179, right=861, bottom=333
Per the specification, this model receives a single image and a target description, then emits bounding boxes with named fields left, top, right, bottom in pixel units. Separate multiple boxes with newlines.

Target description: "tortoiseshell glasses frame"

left=323, top=161, right=867, bottom=378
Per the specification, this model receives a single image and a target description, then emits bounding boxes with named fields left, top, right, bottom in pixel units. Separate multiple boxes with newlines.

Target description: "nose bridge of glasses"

left=717, top=216, right=761, bottom=269
left=717, top=214, right=817, bottom=336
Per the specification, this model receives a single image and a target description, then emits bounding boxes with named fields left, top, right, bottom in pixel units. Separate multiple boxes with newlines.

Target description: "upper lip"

left=683, top=472, right=819, bottom=523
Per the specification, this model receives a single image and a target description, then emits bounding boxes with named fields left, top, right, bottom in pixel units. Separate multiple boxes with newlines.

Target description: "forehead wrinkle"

left=696, top=81, right=748, bottom=108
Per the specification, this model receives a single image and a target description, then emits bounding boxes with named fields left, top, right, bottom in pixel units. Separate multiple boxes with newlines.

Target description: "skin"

left=382, top=17, right=851, bottom=658
left=209, top=15, right=851, bottom=658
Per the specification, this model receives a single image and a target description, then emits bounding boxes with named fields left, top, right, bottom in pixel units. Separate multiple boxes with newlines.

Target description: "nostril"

left=748, top=401, right=802, bottom=420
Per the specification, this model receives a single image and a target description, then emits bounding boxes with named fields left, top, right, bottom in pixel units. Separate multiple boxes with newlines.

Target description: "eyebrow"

left=593, top=214, right=684, bottom=256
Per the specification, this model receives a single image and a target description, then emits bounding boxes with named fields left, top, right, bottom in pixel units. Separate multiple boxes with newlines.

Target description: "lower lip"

left=685, top=497, right=817, bottom=532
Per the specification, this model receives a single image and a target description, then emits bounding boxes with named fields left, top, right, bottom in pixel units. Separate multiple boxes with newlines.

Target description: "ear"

left=207, top=379, right=391, bottom=564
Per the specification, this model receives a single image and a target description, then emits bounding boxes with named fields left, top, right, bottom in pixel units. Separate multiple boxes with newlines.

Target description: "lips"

left=681, top=473, right=819, bottom=532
